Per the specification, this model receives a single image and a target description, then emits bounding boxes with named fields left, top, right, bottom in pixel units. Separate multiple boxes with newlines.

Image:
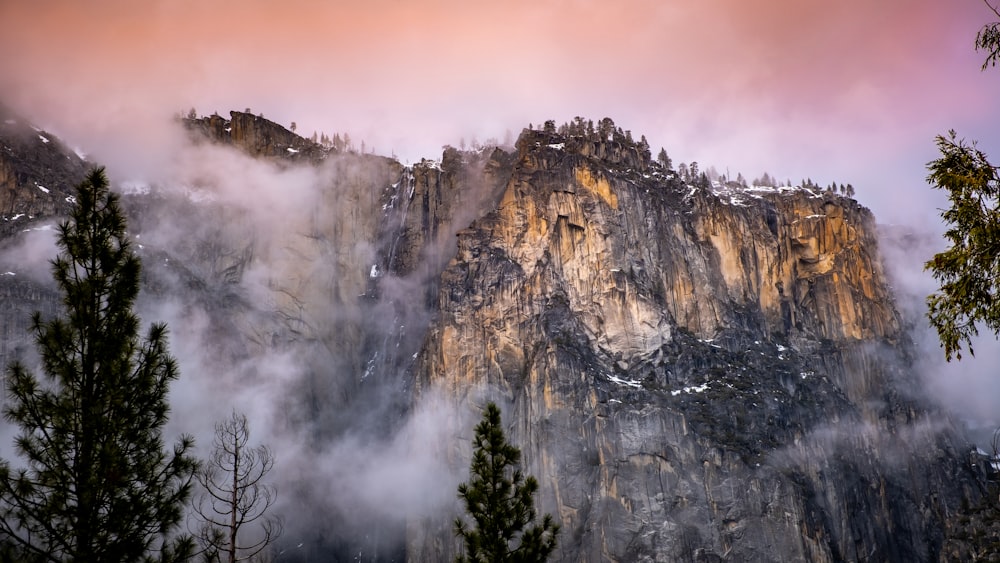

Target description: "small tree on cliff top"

left=0, top=167, right=197, bottom=561
left=454, top=402, right=559, bottom=563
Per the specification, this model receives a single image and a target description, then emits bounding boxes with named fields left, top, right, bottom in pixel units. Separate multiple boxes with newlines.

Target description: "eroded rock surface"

left=410, top=129, right=978, bottom=562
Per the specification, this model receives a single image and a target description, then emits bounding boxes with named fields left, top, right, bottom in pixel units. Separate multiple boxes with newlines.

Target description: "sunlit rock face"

left=411, top=129, right=977, bottom=562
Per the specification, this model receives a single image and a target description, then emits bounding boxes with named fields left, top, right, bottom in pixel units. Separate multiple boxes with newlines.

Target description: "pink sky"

left=1, top=1, right=1000, bottom=424
left=0, top=0, right=997, bottom=225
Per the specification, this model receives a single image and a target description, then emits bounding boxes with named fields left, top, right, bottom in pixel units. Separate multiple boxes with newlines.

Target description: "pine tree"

left=924, top=2, right=1000, bottom=361
left=0, top=168, right=197, bottom=562
left=656, top=148, right=672, bottom=171
left=977, top=0, right=1000, bottom=69
left=926, top=131, right=1000, bottom=360
left=597, top=117, right=615, bottom=140
left=455, top=403, right=559, bottom=563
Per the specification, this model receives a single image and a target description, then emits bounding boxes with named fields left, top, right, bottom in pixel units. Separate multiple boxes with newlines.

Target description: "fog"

left=116, top=130, right=485, bottom=556
left=879, top=225, right=1000, bottom=438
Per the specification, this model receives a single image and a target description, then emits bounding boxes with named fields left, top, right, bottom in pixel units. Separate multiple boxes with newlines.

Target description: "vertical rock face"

left=0, top=109, right=86, bottom=233
left=185, top=111, right=326, bottom=160
left=411, top=129, right=977, bottom=562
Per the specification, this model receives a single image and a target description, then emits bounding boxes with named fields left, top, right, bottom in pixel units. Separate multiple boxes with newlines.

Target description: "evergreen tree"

left=0, top=168, right=197, bottom=562
left=597, top=118, right=615, bottom=140
left=656, top=148, right=672, bottom=171
left=977, top=0, right=1000, bottom=69
left=638, top=135, right=650, bottom=161
left=926, top=131, right=1000, bottom=360
left=925, top=2, right=1000, bottom=360
left=455, top=403, right=558, bottom=563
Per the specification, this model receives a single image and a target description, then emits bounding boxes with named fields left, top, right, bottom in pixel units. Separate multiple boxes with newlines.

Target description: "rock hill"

left=407, top=127, right=978, bottom=562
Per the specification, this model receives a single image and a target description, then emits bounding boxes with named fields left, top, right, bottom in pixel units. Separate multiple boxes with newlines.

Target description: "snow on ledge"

left=670, top=383, right=709, bottom=396
left=606, top=373, right=642, bottom=389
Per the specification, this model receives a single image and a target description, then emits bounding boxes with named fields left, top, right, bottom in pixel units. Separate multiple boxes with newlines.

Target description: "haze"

left=1, top=0, right=999, bottom=451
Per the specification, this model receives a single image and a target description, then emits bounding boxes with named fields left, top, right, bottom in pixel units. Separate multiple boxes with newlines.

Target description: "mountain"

left=0, top=109, right=991, bottom=561
left=408, top=128, right=984, bottom=562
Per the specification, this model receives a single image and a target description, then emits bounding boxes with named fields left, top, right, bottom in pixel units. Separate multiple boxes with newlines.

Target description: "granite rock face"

left=0, top=106, right=87, bottom=234
left=185, top=110, right=327, bottom=161
left=409, top=129, right=979, bottom=562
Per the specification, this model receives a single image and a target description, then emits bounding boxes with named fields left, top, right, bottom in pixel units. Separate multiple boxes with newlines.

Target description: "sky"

left=1, top=0, right=998, bottom=228
left=0, top=1, right=999, bottom=419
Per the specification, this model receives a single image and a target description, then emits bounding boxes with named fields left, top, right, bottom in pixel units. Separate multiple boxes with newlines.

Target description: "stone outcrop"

left=408, top=128, right=979, bottom=562
left=0, top=107, right=87, bottom=235
left=185, top=111, right=327, bottom=161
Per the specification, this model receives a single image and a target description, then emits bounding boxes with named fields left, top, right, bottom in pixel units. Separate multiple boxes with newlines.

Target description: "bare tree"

left=194, top=411, right=282, bottom=563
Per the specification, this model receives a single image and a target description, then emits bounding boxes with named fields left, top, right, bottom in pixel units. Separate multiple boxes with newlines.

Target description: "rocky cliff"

left=0, top=109, right=986, bottom=562
left=0, top=105, right=86, bottom=233
left=408, top=129, right=979, bottom=562
left=185, top=110, right=327, bottom=161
